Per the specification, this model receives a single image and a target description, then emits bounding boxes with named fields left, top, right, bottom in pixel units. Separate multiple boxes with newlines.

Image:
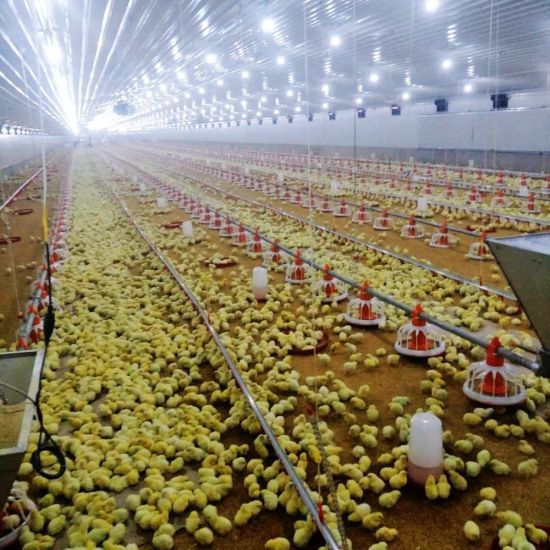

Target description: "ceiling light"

left=402, top=91, right=411, bottom=100
left=177, top=71, right=186, bottom=81
left=464, top=83, right=473, bottom=93
left=216, top=79, right=224, bottom=86
left=322, top=102, right=329, bottom=110
left=295, top=106, right=301, bottom=113
left=256, top=111, right=262, bottom=117
left=205, top=53, right=217, bottom=64
left=329, top=35, right=341, bottom=47
left=198, top=87, right=205, bottom=94
left=355, top=97, right=363, bottom=105
left=442, top=59, right=452, bottom=70
left=261, top=18, right=275, bottom=33
left=425, top=0, right=439, bottom=12
left=241, top=100, right=247, bottom=108
left=241, top=70, right=250, bottom=79
left=286, top=89, right=294, bottom=97
left=184, top=92, right=191, bottom=99
left=276, top=55, right=286, bottom=66
left=369, top=73, right=379, bottom=83
left=159, top=83, right=167, bottom=93
left=261, top=96, right=267, bottom=103
left=274, top=109, right=280, bottom=115
left=321, top=84, right=329, bottom=96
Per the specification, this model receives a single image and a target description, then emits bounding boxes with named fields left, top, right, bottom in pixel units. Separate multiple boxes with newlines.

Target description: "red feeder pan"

left=203, top=257, right=237, bottom=268
left=373, top=210, right=392, bottom=231
left=0, top=237, right=22, bottom=245
left=429, top=222, right=453, bottom=248
left=333, top=200, right=351, bottom=218
left=344, top=282, right=385, bottom=327
left=394, top=304, right=446, bottom=358
left=400, top=215, right=424, bottom=239
left=13, top=209, right=34, bottom=215
left=463, top=337, right=526, bottom=406
left=285, top=250, right=311, bottom=284
left=288, top=330, right=329, bottom=355
left=467, top=232, right=493, bottom=260
left=314, top=264, right=348, bottom=303
left=352, top=204, right=372, bottom=225
left=162, top=221, right=184, bottom=229
left=247, top=230, right=263, bottom=254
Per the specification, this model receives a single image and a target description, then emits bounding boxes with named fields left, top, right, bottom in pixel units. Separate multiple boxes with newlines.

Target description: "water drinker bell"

left=395, top=304, right=446, bottom=358
left=487, top=233, right=550, bottom=377
left=408, top=412, right=444, bottom=485
left=344, top=282, right=385, bottom=326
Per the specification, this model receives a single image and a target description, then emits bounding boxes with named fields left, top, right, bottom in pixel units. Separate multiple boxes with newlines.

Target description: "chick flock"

left=9, top=151, right=549, bottom=550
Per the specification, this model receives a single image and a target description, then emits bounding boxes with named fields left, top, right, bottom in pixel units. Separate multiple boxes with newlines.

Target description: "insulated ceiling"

left=0, top=0, right=549, bottom=132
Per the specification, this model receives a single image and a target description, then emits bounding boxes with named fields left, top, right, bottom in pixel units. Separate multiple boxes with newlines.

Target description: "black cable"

left=30, top=242, right=66, bottom=479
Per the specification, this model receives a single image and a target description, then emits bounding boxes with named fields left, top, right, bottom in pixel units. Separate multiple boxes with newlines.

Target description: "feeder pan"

left=490, top=189, right=508, bottom=208
left=0, top=237, right=21, bottom=245
left=199, top=209, right=212, bottom=224
left=285, top=250, right=311, bottom=284
left=247, top=231, right=264, bottom=254
left=219, top=221, right=235, bottom=238
left=467, top=188, right=483, bottom=203
left=400, top=215, right=424, bottom=239
left=290, top=190, right=302, bottom=204
left=395, top=304, right=446, bottom=358
left=423, top=181, right=432, bottom=195
left=13, top=209, right=33, bottom=216
left=0, top=350, right=43, bottom=508
left=290, top=331, right=329, bottom=355
left=282, top=189, right=291, bottom=201
left=263, top=241, right=287, bottom=268
left=487, top=233, right=550, bottom=376
left=301, top=196, right=317, bottom=209
left=467, top=232, right=493, bottom=260
left=463, top=337, right=526, bottom=406
left=208, top=212, right=223, bottom=229
left=526, top=194, right=540, bottom=214
left=333, top=200, right=351, bottom=217
left=163, top=221, right=183, bottom=229
left=314, top=264, right=348, bottom=303
left=344, top=282, right=385, bottom=327
left=352, top=204, right=372, bottom=225
left=203, top=257, right=237, bottom=268
left=373, top=210, right=392, bottom=231
left=231, top=226, right=250, bottom=246
left=318, top=198, right=333, bottom=212
left=443, top=185, right=455, bottom=198
left=429, top=222, right=454, bottom=248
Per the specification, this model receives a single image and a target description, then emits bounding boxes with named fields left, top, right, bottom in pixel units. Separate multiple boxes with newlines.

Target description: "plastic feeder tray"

left=162, top=221, right=184, bottom=229
left=13, top=209, right=34, bottom=216
left=0, top=350, right=43, bottom=508
left=0, top=237, right=21, bottom=245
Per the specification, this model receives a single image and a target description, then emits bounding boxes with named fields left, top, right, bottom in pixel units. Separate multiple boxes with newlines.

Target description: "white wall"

left=152, top=91, right=550, bottom=153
